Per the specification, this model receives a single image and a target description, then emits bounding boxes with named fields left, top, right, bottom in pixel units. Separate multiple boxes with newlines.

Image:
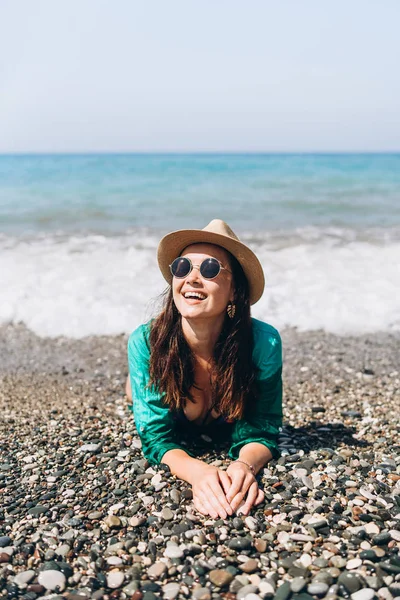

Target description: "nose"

left=186, top=264, right=202, bottom=285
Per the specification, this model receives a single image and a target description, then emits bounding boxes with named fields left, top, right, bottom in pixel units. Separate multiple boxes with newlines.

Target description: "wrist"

left=231, top=459, right=255, bottom=476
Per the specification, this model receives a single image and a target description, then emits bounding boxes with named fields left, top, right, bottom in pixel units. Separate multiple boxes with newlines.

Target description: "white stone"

left=244, top=516, right=258, bottom=530
left=259, top=581, right=275, bottom=596
left=38, top=570, right=66, bottom=591
left=389, top=529, right=400, bottom=541
left=346, top=558, right=362, bottom=570
left=359, top=488, right=375, bottom=500
left=164, top=545, right=184, bottom=559
left=162, top=582, right=181, bottom=599
left=14, top=570, right=35, bottom=587
left=351, top=589, right=375, bottom=600
left=109, top=502, right=125, bottom=514
left=107, top=556, right=123, bottom=566
left=151, top=473, right=162, bottom=486
left=142, top=495, right=154, bottom=506
left=299, top=553, right=312, bottom=567
left=107, top=570, right=124, bottom=589
left=365, top=522, right=380, bottom=535
left=78, top=443, right=101, bottom=453
left=277, top=531, right=290, bottom=544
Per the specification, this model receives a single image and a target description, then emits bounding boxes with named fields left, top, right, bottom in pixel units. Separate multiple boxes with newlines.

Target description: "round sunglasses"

left=170, top=256, right=232, bottom=280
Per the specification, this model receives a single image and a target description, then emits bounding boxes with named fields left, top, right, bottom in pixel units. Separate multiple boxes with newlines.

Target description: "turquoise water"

left=1, top=153, right=399, bottom=235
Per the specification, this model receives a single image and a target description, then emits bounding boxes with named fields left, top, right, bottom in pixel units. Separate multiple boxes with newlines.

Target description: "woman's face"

left=172, top=243, right=234, bottom=322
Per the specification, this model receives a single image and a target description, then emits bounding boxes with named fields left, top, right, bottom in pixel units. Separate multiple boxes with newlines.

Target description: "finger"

left=206, top=484, right=231, bottom=519
left=227, top=472, right=254, bottom=507
left=193, top=496, right=208, bottom=516
left=196, top=489, right=219, bottom=519
left=230, top=490, right=247, bottom=513
left=254, top=488, right=265, bottom=505
left=226, top=472, right=246, bottom=503
left=219, top=471, right=233, bottom=499
left=239, top=481, right=260, bottom=516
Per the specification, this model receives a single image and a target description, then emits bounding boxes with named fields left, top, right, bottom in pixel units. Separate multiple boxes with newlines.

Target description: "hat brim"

left=157, top=228, right=265, bottom=305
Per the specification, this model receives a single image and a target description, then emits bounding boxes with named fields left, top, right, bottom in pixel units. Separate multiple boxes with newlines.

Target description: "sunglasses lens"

left=170, top=257, right=191, bottom=278
left=200, top=258, right=221, bottom=279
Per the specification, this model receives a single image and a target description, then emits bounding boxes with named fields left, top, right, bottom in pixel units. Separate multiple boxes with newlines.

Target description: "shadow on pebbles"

left=0, top=324, right=399, bottom=600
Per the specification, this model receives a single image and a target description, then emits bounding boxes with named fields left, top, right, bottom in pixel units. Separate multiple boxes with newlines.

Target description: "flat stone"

left=389, top=530, right=400, bottom=542
left=162, top=582, right=180, bottom=599
left=88, top=511, right=103, bottom=520
left=28, top=505, right=48, bottom=516
left=162, top=507, right=174, bottom=520
left=254, top=539, right=267, bottom=553
left=244, top=516, right=258, bottom=531
left=291, top=578, right=307, bottom=593
left=347, top=558, right=362, bottom=570
left=79, top=443, right=101, bottom=452
left=107, top=556, right=123, bottom=566
left=148, top=562, right=167, bottom=579
left=208, top=569, right=234, bottom=587
left=351, top=589, right=376, bottom=600
left=104, top=515, right=121, bottom=528
left=240, top=558, right=259, bottom=573
left=107, top=570, right=124, bottom=589
left=0, top=537, right=11, bottom=548
left=38, top=570, right=66, bottom=591
left=164, top=545, right=184, bottom=559
left=259, top=580, right=276, bottom=596
left=274, top=581, right=292, bottom=600
left=228, top=537, right=252, bottom=551
left=338, top=573, right=362, bottom=594
left=307, top=582, right=329, bottom=596
left=192, top=587, right=212, bottom=600
left=14, top=570, right=36, bottom=587
left=237, top=585, right=259, bottom=600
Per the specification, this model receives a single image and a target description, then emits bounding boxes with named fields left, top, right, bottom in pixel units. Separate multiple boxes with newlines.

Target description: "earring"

left=227, top=302, right=236, bottom=319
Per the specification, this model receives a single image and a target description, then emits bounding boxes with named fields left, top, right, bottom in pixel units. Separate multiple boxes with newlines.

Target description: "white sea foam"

left=1, top=229, right=399, bottom=338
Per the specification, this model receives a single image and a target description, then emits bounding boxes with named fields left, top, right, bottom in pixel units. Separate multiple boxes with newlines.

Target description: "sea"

left=1, top=153, right=399, bottom=339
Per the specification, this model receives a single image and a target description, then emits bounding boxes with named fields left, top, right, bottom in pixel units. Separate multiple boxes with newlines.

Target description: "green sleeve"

left=229, top=320, right=283, bottom=460
left=127, top=323, right=189, bottom=465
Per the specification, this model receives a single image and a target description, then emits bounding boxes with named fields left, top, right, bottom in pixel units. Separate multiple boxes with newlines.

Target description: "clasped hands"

left=191, top=461, right=265, bottom=519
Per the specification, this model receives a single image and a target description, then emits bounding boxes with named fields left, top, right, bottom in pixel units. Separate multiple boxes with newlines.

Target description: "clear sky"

left=1, top=0, right=399, bottom=152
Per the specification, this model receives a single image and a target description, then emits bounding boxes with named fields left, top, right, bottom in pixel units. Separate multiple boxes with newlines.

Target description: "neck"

left=181, top=315, right=225, bottom=359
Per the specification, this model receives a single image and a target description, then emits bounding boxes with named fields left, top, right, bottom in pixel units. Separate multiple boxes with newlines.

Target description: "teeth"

left=184, top=292, right=206, bottom=300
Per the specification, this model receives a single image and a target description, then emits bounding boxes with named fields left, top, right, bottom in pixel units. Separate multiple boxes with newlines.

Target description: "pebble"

left=162, top=582, right=181, bottom=599
left=237, top=585, right=259, bottom=599
left=162, top=507, right=174, bottom=520
left=291, top=577, right=307, bottom=593
left=107, top=570, right=124, bottom=589
left=351, top=589, right=376, bottom=600
left=148, top=562, right=167, bottom=578
left=346, top=558, right=362, bottom=570
left=209, top=569, right=234, bottom=587
left=228, top=537, right=252, bottom=551
left=37, top=570, right=66, bottom=591
left=2, top=322, right=399, bottom=600
left=308, top=582, right=329, bottom=596
left=164, top=546, right=184, bottom=559
left=14, top=570, right=36, bottom=587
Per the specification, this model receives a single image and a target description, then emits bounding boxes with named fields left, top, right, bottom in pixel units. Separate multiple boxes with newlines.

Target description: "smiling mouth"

left=183, top=292, right=207, bottom=301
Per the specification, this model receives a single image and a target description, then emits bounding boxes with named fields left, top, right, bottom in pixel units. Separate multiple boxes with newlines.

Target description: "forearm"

left=161, top=449, right=208, bottom=485
left=237, top=442, right=273, bottom=475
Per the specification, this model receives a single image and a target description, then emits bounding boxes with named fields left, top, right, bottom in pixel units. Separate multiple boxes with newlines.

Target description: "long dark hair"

left=149, top=254, right=256, bottom=420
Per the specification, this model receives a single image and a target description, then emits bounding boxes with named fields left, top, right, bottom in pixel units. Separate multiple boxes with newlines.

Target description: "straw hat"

left=157, top=219, right=265, bottom=305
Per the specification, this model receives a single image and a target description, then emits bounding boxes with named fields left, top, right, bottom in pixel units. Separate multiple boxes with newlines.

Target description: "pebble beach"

left=0, top=324, right=399, bottom=600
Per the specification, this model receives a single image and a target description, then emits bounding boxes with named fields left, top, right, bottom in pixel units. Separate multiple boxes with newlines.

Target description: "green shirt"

left=127, top=317, right=282, bottom=465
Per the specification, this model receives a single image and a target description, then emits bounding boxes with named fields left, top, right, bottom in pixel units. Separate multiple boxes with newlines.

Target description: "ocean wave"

left=1, top=229, right=399, bottom=338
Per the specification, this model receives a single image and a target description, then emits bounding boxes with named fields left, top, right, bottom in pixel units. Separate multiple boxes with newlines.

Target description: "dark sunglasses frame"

left=169, top=256, right=232, bottom=280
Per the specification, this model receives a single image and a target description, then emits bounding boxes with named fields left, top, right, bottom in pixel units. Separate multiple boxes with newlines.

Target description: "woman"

left=127, top=219, right=282, bottom=519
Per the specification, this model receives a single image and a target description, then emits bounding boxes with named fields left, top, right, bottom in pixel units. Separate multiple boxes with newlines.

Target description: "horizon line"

left=1, top=150, right=400, bottom=157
